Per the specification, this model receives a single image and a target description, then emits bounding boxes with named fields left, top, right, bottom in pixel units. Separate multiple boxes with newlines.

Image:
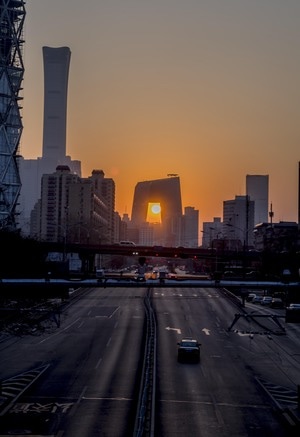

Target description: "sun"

left=151, top=204, right=161, bottom=214
left=146, top=202, right=162, bottom=223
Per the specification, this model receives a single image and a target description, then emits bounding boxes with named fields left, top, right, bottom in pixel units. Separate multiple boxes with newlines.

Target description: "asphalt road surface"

left=153, top=287, right=299, bottom=436
left=0, top=286, right=299, bottom=436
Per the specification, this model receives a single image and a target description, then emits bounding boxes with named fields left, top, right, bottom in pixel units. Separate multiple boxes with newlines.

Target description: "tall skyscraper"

left=42, top=46, right=70, bottom=163
left=131, top=176, right=183, bottom=246
left=0, top=0, right=26, bottom=229
left=246, top=175, right=269, bottom=225
left=18, top=46, right=81, bottom=235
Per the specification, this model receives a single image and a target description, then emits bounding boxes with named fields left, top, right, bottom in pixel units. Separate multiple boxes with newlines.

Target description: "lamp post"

left=76, top=223, right=90, bottom=244
left=225, top=223, right=253, bottom=251
left=225, top=223, right=253, bottom=277
left=53, top=224, right=67, bottom=262
left=51, top=221, right=91, bottom=261
left=201, top=228, right=224, bottom=276
left=96, top=226, right=112, bottom=269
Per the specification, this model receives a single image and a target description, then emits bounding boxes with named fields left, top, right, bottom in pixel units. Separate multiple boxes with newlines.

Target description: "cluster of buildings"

left=203, top=174, right=299, bottom=253
left=0, top=1, right=299, bottom=255
left=29, top=167, right=199, bottom=248
left=0, top=15, right=199, bottom=249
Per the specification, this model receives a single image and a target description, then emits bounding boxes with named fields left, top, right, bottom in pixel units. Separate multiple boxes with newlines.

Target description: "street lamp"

left=49, top=221, right=91, bottom=261
left=225, top=223, right=253, bottom=251
left=50, top=223, right=67, bottom=262
left=225, top=223, right=254, bottom=277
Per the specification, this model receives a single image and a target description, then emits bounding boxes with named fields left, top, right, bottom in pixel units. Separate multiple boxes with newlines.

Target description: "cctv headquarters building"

left=131, top=176, right=183, bottom=247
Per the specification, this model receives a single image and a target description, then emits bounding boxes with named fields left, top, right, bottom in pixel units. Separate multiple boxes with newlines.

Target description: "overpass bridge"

left=0, top=275, right=299, bottom=295
left=43, top=241, right=223, bottom=258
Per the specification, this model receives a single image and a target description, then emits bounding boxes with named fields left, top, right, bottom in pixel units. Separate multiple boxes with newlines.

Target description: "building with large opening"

left=131, top=176, right=183, bottom=246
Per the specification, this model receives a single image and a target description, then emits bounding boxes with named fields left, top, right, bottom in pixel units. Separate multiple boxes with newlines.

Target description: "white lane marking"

left=69, top=385, right=88, bottom=417
left=166, top=327, right=182, bottom=334
left=202, top=328, right=210, bottom=335
left=82, top=396, right=132, bottom=401
left=95, top=357, right=102, bottom=369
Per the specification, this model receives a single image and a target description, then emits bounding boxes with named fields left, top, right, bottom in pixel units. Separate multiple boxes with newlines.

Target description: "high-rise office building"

left=202, top=217, right=222, bottom=248
left=131, top=176, right=182, bottom=246
left=223, top=195, right=255, bottom=247
left=37, top=165, right=81, bottom=242
left=33, top=166, right=113, bottom=245
left=182, top=207, right=199, bottom=247
left=0, top=0, right=26, bottom=229
left=88, top=170, right=115, bottom=244
left=246, top=175, right=269, bottom=225
left=19, top=46, right=81, bottom=234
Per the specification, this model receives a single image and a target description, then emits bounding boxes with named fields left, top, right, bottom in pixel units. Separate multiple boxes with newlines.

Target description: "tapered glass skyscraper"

left=42, top=46, right=71, bottom=163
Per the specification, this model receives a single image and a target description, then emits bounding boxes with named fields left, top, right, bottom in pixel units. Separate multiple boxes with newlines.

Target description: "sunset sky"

left=22, top=0, right=300, bottom=225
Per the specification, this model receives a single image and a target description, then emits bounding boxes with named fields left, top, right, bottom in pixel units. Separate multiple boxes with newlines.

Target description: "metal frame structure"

left=0, top=0, right=26, bottom=229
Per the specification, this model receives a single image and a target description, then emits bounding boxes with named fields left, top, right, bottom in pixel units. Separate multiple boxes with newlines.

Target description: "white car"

left=261, top=296, right=272, bottom=305
left=252, top=296, right=263, bottom=304
left=287, top=303, right=300, bottom=310
left=246, top=293, right=256, bottom=302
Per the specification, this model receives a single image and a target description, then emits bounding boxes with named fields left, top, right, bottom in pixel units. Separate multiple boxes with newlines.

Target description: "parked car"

left=246, top=293, right=256, bottom=302
left=177, top=338, right=201, bottom=363
left=246, top=271, right=259, bottom=279
left=286, top=303, right=300, bottom=310
left=252, top=296, right=263, bottom=304
left=271, top=298, right=284, bottom=308
left=286, top=303, right=300, bottom=322
left=261, top=296, right=273, bottom=306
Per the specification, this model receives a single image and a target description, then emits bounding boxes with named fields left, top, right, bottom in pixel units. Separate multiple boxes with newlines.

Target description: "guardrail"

left=1, top=278, right=299, bottom=289
left=134, top=289, right=156, bottom=437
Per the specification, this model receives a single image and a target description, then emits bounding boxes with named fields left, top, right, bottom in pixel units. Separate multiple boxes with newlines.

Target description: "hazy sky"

left=22, top=0, right=300, bottom=224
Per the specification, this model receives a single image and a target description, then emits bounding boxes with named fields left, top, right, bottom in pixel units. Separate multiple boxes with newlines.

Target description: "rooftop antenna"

left=269, top=202, right=274, bottom=225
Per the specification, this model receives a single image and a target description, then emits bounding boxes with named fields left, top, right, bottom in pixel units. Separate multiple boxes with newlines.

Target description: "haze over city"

left=22, top=0, right=300, bottom=224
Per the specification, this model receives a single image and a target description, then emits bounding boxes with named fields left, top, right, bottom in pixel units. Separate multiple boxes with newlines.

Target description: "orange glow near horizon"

left=146, top=203, right=162, bottom=224
left=21, top=1, right=300, bottom=225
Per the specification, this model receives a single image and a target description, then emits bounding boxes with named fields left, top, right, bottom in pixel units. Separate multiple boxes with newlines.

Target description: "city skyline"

left=22, top=1, right=300, bottom=224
